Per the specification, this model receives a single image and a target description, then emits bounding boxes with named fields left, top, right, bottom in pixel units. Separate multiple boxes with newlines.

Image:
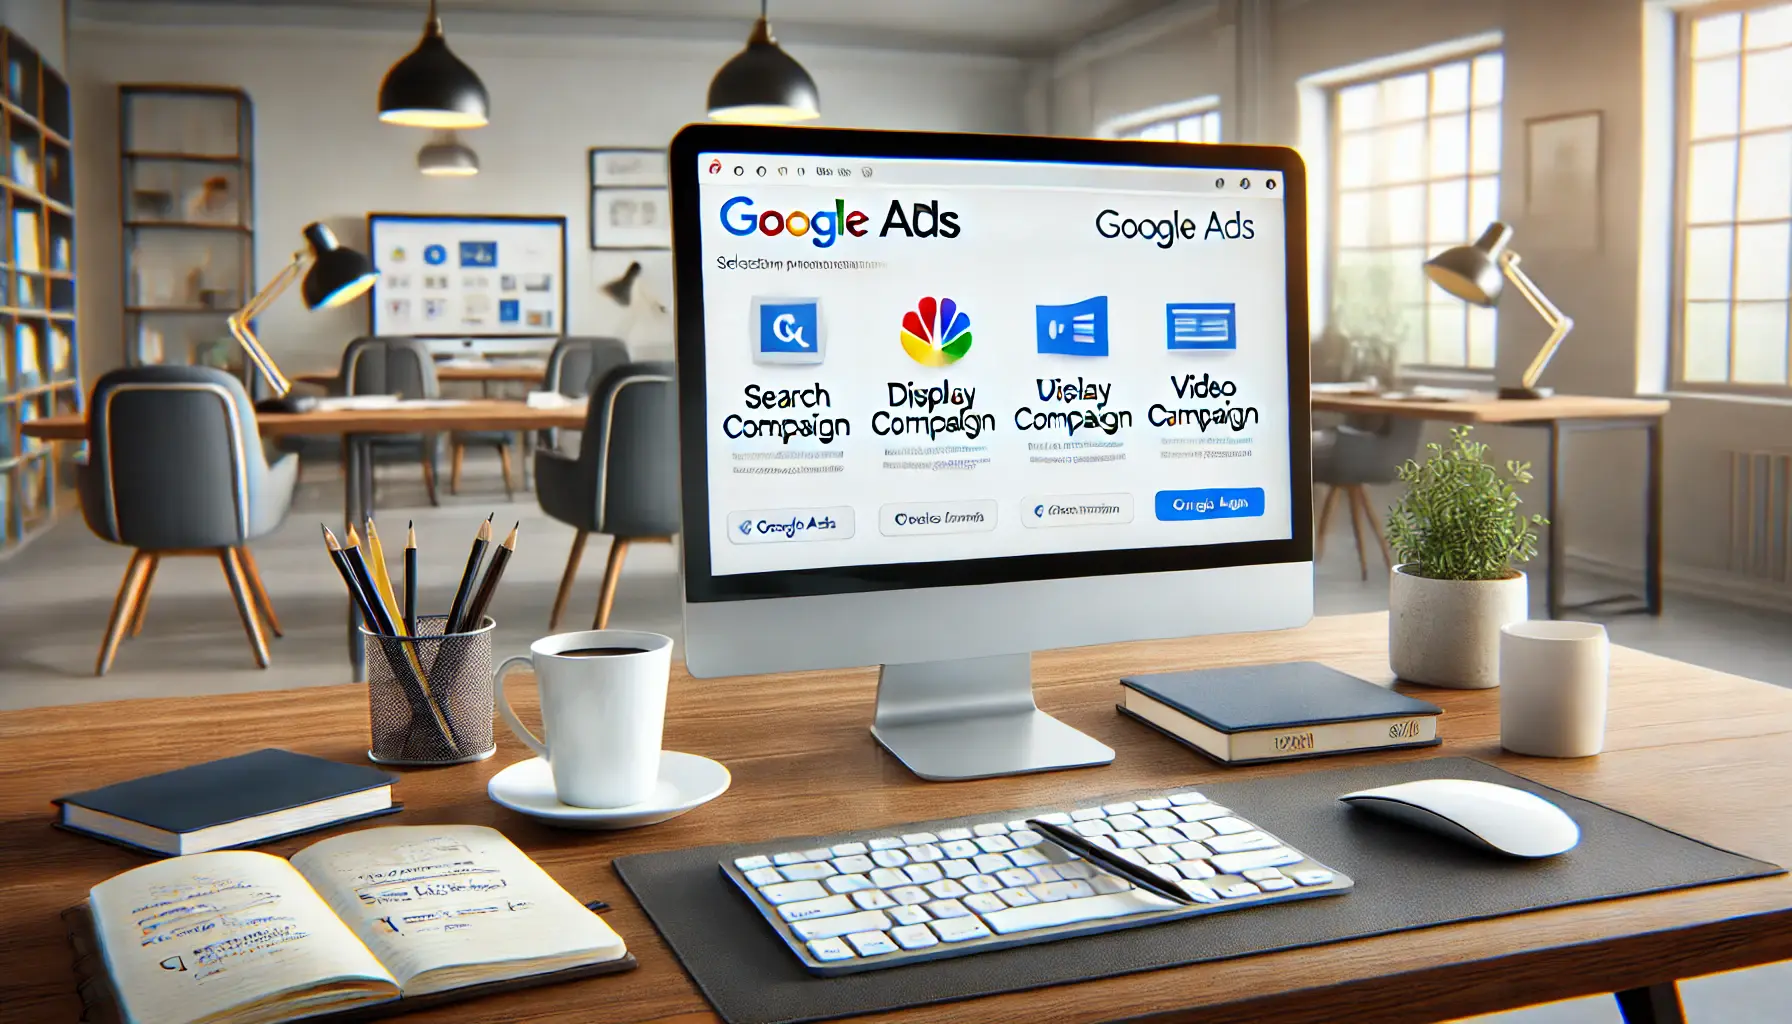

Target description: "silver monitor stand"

left=869, top=653, right=1114, bottom=781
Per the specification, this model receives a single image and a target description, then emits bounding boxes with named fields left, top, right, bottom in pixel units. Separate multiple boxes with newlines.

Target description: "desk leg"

left=1646, top=419, right=1663, bottom=614
left=344, top=436, right=367, bottom=682
left=1547, top=421, right=1564, bottom=620
left=1615, top=982, right=1685, bottom=1024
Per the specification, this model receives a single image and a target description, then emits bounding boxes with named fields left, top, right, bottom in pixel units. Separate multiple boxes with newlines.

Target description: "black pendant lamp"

left=707, top=0, right=820, bottom=123
left=379, top=0, right=489, bottom=129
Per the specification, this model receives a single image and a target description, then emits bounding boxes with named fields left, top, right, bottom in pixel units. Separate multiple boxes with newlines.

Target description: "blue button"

left=1155, top=487, right=1265, bottom=521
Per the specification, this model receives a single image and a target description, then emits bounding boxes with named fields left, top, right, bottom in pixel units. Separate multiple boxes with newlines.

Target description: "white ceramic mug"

left=494, top=630, right=673, bottom=808
left=1499, top=620, right=1610, bottom=758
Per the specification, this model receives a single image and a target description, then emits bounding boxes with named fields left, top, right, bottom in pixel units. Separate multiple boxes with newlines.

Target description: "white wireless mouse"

left=1339, top=778, right=1581, bottom=858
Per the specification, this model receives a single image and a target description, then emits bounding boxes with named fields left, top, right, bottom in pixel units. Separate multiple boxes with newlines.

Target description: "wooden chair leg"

left=219, top=548, right=271, bottom=669
left=450, top=444, right=465, bottom=495
left=420, top=451, right=440, bottom=507
left=1358, top=488, right=1393, bottom=570
left=235, top=546, right=283, bottom=638
left=96, top=552, right=152, bottom=676
left=1345, top=485, right=1369, bottom=581
left=1315, top=486, right=1340, bottom=561
left=594, top=538, right=632, bottom=630
left=497, top=444, right=515, bottom=502
left=550, top=530, right=588, bottom=630
left=128, top=554, right=162, bottom=637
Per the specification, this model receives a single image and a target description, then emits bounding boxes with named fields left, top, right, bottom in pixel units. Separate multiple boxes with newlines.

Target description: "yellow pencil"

left=363, top=519, right=407, bottom=636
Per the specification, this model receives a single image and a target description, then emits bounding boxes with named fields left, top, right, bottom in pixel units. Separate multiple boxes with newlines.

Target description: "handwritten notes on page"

left=291, top=825, right=626, bottom=996
left=89, top=851, right=394, bottom=1024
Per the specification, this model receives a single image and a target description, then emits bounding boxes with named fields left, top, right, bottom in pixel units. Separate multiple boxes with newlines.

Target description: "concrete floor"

left=2, top=460, right=1789, bottom=1021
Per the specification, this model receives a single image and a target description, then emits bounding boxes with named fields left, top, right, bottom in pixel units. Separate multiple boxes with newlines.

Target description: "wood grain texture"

left=4, top=612, right=1791, bottom=1024
left=293, top=363, right=547, bottom=386
left=20, top=401, right=586, bottom=442
left=1311, top=393, right=1670, bottom=424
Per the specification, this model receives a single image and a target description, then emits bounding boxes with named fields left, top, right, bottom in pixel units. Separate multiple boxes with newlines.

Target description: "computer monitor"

left=669, top=125, right=1312, bottom=781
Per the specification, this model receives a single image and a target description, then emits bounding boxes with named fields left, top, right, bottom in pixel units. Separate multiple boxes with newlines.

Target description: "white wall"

left=1039, top=0, right=1792, bottom=609
left=70, top=16, right=1027, bottom=378
left=1, top=0, right=65, bottom=69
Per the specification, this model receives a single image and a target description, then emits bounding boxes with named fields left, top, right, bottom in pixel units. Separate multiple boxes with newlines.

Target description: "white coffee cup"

left=1499, top=620, right=1610, bottom=758
left=494, top=630, right=673, bottom=808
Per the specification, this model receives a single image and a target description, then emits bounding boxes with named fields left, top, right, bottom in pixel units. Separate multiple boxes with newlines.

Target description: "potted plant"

left=1385, top=426, right=1546, bottom=688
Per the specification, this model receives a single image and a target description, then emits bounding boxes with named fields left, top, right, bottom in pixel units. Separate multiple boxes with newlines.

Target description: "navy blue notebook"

left=54, top=748, right=400, bottom=856
left=1119, top=661, right=1443, bottom=764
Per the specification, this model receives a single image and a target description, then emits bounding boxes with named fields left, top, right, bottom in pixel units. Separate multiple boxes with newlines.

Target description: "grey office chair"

left=339, top=336, right=440, bottom=506
left=536, top=336, right=630, bottom=454
left=80, top=365, right=297, bottom=674
left=534, top=361, right=678, bottom=630
left=1313, top=417, right=1424, bottom=579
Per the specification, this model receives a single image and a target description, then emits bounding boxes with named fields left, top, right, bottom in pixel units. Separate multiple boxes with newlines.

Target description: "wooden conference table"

left=2, top=613, right=1788, bottom=1024
left=1313, top=392, right=1670, bottom=620
left=292, top=361, right=548, bottom=388
left=21, top=400, right=585, bottom=678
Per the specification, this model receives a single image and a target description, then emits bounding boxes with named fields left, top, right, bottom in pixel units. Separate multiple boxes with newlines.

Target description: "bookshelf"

left=0, top=27, right=76, bottom=558
left=119, top=85, right=254, bottom=371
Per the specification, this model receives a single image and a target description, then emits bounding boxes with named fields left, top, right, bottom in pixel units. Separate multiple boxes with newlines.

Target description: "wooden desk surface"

left=4, top=612, right=1789, bottom=1024
left=292, top=363, right=548, bottom=386
left=19, top=400, right=586, bottom=442
left=1312, top=392, right=1671, bottom=424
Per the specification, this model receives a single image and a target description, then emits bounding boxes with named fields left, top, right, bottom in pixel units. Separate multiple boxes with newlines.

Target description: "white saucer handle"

left=495, top=655, right=548, bottom=758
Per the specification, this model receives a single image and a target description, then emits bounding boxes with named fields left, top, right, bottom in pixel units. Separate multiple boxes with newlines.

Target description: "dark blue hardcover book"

left=1119, top=661, right=1443, bottom=764
left=54, top=748, right=400, bottom=856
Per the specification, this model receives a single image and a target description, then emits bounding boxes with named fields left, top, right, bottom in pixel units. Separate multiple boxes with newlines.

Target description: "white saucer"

left=487, top=751, right=731, bottom=830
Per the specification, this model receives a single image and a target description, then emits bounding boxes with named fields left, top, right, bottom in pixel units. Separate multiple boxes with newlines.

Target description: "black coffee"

left=558, top=646, right=649, bottom=658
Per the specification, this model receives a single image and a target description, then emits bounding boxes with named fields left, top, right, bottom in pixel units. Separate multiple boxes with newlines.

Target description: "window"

left=1329, top=50, right=1503, bottom=369
left=1676, top=3, right=1792, bottom=391
left=1112, top=106, right=1221, bottom=144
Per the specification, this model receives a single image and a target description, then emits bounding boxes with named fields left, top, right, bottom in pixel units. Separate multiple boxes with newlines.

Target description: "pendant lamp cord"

left=761, top=0, right=768, bottom=17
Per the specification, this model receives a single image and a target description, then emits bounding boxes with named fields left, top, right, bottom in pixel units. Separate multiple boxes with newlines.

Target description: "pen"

left=1026, top=818, right=1205, bottom=905
left=404, top=521, right=417, bottom=637
left=445, top=514, right=493, bottom=635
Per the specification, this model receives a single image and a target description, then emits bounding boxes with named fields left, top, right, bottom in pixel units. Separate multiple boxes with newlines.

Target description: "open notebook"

left=83, top=825, right=631, bottom=1024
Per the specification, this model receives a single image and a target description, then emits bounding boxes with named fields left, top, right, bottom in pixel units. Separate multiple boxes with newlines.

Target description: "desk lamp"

left=228, top=222, right=378, bottom=413
left=1424, top=222, right=1574, bottom=399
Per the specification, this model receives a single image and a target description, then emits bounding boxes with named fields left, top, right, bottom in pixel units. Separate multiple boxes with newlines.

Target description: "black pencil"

left=445, top=514, right=493, bottom=635
left=343, top=525, right=398, bottom=636
left=322, top=525, right=378, bottom=627
left=343, top=525, right=459, bottom=754
left=404, top=521, right=418, bottom=637
left=461, top=521, right=518, bottom=631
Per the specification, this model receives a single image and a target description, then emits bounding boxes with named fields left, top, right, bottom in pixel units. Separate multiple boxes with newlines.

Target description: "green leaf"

left=1383, top=425, right=1548, bottom=581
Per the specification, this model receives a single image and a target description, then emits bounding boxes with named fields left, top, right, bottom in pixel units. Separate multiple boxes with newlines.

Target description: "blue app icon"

left=459, top=240, right=498, bottom=267
left=422, top=244, right=448, bottom=266
left=499, top=299, right=520, bottom=323
left=1036, top=296, right=1108, bottom=356
left=1167, top=302, right=1237, bottom=350
left=752, top=297, right=824, bottom=364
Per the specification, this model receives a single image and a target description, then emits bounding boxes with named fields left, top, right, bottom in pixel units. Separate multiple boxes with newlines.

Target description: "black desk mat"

left=613, top=757, right=1781, bottom=1024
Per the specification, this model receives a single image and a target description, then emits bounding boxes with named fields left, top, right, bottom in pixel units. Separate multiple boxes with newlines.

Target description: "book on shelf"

left=1118, top=661, right=1443, bottom=765
left=13, top=207, right=40, bottom=271
left=49, top=324, right=71, bottom=379
left=55, top=748, right=402, bottom=857
left=13, top=321, right=40, bottom=389
left=75, top=825, right=634, bottom=1024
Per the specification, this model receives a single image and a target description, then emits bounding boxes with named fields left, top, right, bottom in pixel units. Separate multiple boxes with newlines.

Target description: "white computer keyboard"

left=721, top=788, right=1352, bottom=975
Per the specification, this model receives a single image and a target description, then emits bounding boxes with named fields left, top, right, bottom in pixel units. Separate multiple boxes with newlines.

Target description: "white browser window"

left=695, top=152, right=1292, bottom=577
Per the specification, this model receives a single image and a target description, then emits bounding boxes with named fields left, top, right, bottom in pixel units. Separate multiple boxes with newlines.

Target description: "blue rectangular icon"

left=753, top=298, right=824, bottom=364
left=499, top=299, right=520, bottom=323
left=459, top=241, right=498, bottom=268
left=1155, top=487, right=1265, bottom=521
left=1166, top=302, right=1237, bottom=350
left=1036, top=296, right=1108, bottom=357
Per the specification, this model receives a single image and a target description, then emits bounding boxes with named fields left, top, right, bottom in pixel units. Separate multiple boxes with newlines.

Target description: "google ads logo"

left=900, top=296, right=973, bottom=367
left=720, top=196, right=870, bottom=249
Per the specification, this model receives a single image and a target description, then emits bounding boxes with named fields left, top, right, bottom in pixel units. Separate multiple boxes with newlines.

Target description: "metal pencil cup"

left=363, top=614, right=497, bottom=766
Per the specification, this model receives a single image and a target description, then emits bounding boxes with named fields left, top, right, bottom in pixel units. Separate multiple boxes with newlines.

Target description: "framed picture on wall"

left=590, top=148, right=668, bottom=187
left=589, top=147, right=669, bottom=249
left=1525, top=111, right=1602, bottom=252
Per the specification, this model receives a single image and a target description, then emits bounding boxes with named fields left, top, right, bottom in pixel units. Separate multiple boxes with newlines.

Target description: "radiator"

left=1729, top=450, right=1792, bottom=582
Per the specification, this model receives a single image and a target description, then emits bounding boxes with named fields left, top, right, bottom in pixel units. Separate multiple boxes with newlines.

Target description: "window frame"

left=1670, top=0, right=1792, bottom=397
left=1324, top=43, right=1503, bottom=376
left=1099, top=96, right=1223, bottom=144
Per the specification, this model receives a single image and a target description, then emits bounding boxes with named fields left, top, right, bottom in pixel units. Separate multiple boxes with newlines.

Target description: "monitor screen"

left=672, top=129, right=1309, bottom=601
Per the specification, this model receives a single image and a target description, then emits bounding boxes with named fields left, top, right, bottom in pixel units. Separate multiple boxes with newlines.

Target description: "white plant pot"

left=1388, top=564, right=1528, bottom=689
